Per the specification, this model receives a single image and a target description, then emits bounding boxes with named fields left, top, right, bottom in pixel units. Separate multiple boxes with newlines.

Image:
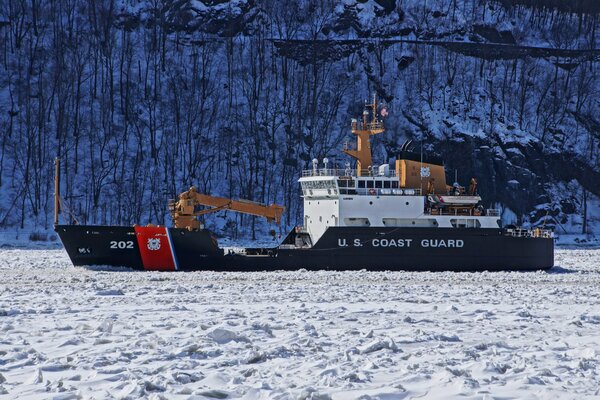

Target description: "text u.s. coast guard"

left=337, top=238, right=464, bottom=248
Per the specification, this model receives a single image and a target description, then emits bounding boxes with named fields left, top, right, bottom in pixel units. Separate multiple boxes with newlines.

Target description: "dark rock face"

left=493, top=0, right=600, bottom=14
left=397, top=56, right=415, bottom=71
left=273, top=40, right=363, bottom=66
left=373, top=0, right=396, bottom=14
left=322, top=0, right=407, bottom=38
left=473, top=24, right=516, bottom=45
left=116, top=0, right=262, bottom=37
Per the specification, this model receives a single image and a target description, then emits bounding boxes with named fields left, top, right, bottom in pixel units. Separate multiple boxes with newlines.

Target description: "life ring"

left=368, top=188, right=376, bottom=195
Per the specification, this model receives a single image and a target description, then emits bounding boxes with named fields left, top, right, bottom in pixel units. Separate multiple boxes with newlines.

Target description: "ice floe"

left=0, top=248, right=599, bottom=398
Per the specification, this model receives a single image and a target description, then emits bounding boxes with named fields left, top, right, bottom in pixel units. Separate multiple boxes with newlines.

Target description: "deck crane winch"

left=168, top=186, right=285, bottom=231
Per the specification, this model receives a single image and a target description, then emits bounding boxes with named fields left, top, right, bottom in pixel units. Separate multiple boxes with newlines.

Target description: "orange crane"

left=168, top=186, right=285, bottom=230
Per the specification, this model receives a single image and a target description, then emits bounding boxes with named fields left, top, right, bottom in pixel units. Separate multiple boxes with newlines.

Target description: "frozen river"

left=0, top=248, right=599, bottom=399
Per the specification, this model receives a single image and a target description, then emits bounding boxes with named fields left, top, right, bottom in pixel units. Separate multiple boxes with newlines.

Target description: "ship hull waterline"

left=55, top=225, right=554, bottom=272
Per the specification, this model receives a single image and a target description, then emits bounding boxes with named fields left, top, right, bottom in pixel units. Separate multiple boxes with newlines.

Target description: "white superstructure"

left=299, top=166, right=501, bottom=245
left=296, top=93, right=502, bottom=246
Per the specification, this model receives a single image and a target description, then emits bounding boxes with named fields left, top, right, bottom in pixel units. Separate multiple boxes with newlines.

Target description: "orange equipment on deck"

left=168, top=186, right=285, bottom=230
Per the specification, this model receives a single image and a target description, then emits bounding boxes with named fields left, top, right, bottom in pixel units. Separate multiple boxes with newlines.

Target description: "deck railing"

left=427, top=208, right=500, bottom=217
left=338, top=188, right=421, bottom=196
left=302, top=168, right=398, bottom=177
left=505, top=228, right=553, bottom=239
left=351, top=120, right=384, bottom=131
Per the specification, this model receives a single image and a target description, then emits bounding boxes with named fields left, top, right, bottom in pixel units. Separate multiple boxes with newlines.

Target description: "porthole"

left=405, top=202, right=409, bottom=205
left=369, top=201, right=373, bottom=205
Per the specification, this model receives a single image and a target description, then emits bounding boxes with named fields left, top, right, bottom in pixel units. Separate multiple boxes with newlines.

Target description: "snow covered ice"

left=1, top=248, right=599, bottom=399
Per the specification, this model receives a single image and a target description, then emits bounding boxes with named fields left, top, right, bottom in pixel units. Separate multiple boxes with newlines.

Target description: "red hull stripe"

left=134, top=226, right=177, bottom=271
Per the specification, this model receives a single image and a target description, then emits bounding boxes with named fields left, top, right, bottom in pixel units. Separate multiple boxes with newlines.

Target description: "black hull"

left=55, top=225, right=554, bottom=272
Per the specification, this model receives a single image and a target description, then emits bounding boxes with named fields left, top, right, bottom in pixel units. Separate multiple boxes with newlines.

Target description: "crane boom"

left=169, top=186, right=285, bottom=230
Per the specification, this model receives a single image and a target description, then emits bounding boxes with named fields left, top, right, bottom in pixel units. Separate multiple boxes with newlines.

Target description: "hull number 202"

left=110, top=240, right=134, bottom=249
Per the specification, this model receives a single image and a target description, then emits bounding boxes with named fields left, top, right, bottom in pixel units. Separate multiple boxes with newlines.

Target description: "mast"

left=54, top=157, right=60, bottom=226
left=343, top=93, right=385, bottom=176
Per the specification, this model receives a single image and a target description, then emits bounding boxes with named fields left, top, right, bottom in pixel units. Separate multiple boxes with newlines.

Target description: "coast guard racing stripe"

left=134, top=226, right=179, bottom=271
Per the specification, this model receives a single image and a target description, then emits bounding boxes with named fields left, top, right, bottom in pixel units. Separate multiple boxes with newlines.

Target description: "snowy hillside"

left=0, top=0, right=599, bottom=240
left=1, top=248, right=600, bottom=398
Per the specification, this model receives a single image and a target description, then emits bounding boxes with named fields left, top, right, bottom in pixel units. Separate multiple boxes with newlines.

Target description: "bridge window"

left=375, top=181, right=382, bottom=188
left=301, top=180, right=336, bottom=190
left=337, top=179, right=355, bottom=188
left=358, top=180, right=366, bottom=188
left=366, top=180, right=374, bottom=188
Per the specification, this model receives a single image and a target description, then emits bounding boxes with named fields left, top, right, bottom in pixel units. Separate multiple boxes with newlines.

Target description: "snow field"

left=0, top=249, right=599, bottom=399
